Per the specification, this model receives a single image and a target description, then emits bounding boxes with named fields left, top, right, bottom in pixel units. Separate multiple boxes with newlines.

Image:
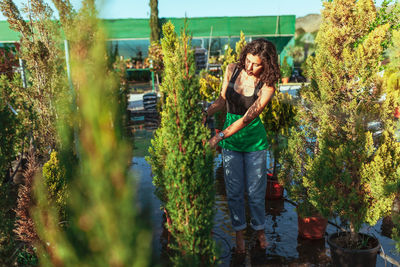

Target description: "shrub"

left=285, top=0, right=400, bottom=241
left=148, top=21, right=216, bottom=265
left=280, top=56, right=292, bottom=78
left=29, top=1, right=151, bottom=266
left=42, top=151, right=67, bottom=220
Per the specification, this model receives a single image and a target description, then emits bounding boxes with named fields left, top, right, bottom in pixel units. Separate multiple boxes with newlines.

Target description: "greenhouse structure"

left=0, top=15, right=295, bottom=64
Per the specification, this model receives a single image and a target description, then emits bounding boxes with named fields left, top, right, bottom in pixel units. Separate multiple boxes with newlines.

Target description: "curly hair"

left=237, top=39, right=280, bottom=87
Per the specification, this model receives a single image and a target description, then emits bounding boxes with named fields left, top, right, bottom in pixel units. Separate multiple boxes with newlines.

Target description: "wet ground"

left=132, top=129, right=400, bottom=266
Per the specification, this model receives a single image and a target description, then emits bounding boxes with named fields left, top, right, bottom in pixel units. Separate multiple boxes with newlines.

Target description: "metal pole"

left=64, top=40, right=73, bottom=93
left=206, top=26, right=213, bottom=70
left=151, top=71, right=155, bottom=92
left=275, top=16, right=280, bottom=36
left=64, top=39, right=79, bottom=158
left=19, top=58, right=27, bottom=89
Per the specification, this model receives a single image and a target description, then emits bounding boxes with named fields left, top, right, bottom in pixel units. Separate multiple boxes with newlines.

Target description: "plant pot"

left=266, top=173, right=284, bottom=200
left=281, top=77, right=289, bottom=84
left=327, top=232, right=380, bottom=267
left=395, top=107, right=400, bottom=119
left=265, top=198, right=285, bottom=216
left=297, top=214, right=327, bottom=239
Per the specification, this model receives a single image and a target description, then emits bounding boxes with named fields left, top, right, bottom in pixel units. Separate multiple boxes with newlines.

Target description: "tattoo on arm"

left=207, top=96, right=226, bottom=115
left=243, top=98, right=262, bottom=124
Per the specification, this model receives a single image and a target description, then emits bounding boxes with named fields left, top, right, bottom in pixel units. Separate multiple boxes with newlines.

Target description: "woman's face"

left=245, top=53, right=263, bottom=77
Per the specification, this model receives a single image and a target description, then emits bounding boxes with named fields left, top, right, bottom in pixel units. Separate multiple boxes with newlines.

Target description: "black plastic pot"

left=327, top=232, right=380, bottom=267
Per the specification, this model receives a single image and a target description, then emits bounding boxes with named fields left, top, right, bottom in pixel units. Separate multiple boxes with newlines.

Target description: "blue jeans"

left=222, top=148, right=267, bottom=231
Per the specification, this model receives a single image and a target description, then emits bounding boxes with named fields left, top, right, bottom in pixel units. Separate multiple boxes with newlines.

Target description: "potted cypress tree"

left=279, top=108, right=329, bottom=240
left=383, top=28, right=400, bottom=253
left=287, top=0, right=400, bottom=265
left=148, top=22, right=217, bottom=265
left=280, top=56, right=292, bottom=84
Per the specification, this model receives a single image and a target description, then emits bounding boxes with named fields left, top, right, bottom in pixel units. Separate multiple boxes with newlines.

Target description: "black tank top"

left=226, top=66, right=264, bottom=115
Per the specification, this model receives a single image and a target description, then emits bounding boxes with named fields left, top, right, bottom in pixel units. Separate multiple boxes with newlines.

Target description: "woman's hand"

left=208, top=135, right=221, bottom=150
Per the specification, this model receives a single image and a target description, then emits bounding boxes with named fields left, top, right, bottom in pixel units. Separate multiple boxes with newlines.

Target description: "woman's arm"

left=209, top=85, right=275, bottom=148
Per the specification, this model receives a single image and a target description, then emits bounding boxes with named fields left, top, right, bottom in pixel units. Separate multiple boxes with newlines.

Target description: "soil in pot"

left=266, top=173, right=284, bottom=200
left=327, top=232, right=380, bottom=267
left=297, top=215, right=327, bottom=239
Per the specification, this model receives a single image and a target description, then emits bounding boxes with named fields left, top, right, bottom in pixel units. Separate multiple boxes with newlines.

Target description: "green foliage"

left=0, top=49, right=28, bottom=183
left=199, top=69, right=221, bottom=102
left=148, top=21, right=217, bottom=265
left=16, top=245, right=38, bottom=266
left=199, top=33, right=247, bottom=103
left=31, top=1, right=151, bottom=266
left=235, top=31, right=247, bottom=61
left=280, top=56, right=292, bottom=78
left=0, top=182, right=18, bottom=266
left=0, top=78, right=19, bottom=182
left=288, top=45, right=305, bottom=65
left=0, top=46, right=18, bottom=79
left=42, top=151, right=67, bottom=220
left=221, top=44, right=236, bottom=80
left=363, top=0, right=400, bottom=50
left=289, top=30, right=317, bottom=66
left=148, top=41, right=163, bottom=72
left=385, top=29, right=400, bottom=252
left=0, top=0, right=70, bottom=156
left=283, top=0, right=400, bottom=234
left=260, top=92, right=296, bottom=179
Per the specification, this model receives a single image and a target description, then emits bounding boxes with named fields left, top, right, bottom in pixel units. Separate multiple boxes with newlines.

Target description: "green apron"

left=219, top=112, right=268, bottom=152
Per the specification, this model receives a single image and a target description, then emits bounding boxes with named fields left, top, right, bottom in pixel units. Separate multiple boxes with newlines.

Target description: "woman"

left=205, top=39, right=280, bottom=254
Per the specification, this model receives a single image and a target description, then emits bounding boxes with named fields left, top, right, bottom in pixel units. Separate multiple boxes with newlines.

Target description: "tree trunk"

left=349, top=222, right=358, bottom=243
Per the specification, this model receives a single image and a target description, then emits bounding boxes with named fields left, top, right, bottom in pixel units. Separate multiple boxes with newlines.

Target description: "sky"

left=0, top=0, right=388, bottom=21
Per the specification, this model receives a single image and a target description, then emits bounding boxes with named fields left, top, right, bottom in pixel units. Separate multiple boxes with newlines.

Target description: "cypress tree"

left=31, top=1, right=151, bottom=265
left=149, top=0, right=160, bottom=43
left=282, top=0, right=400, bottom=241
left=235, top=31, right=247, bottom=61
left=0, top=0, right=69, bottom=156
left=385, top=28, right=400, bottom=252
left=148, top=21, right=216, bottom=265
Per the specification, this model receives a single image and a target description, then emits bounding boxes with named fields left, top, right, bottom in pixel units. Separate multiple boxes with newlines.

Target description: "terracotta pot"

left=266, top=173, right=284, bottom=199
left=395, top=107, right=400, bottom=119
left=297, top=214, right=328, bottom=239
left=281, top=77, right=289, bottom=84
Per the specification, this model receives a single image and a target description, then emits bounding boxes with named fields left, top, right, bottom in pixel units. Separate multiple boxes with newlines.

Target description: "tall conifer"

left=385, top=28, right=400, bottom=252
left=31, top=1, right=151, bottom=265
left=149, top=0, right=160, bottom=43
left=148, top=22, right=216, bottom=265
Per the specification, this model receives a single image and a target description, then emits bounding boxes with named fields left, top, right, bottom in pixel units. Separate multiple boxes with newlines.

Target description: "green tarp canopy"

left=103, top=16, right=295, bottom=39
left=0, top=21, right=20, bottom=43
left=105, top=16, right=295, bottom=54
left=0, top=15, right=294, bottom=39
left=0, top=15, right=295, bottom=58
